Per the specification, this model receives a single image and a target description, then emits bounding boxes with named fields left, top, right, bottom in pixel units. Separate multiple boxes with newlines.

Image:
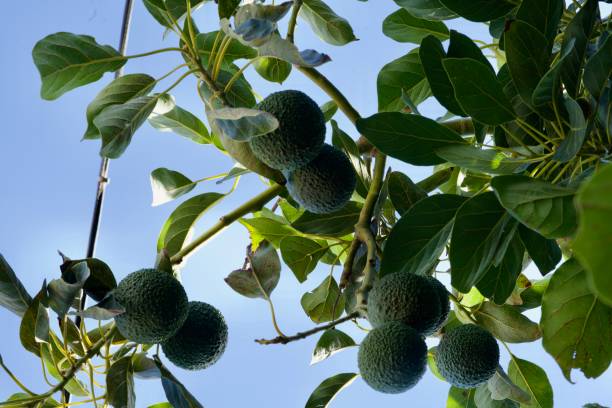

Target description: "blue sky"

left=0, top=1, right=610, bottom=407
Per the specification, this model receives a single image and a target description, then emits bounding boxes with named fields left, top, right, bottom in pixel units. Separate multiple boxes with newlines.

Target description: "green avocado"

left=428, top=276, right=451, bottom=333
left=285, top=144, right=356, bottom=214
left=358, top=322, right=427, bottom=394
left=162, top=301, right=228, bottom=370
left=248, top=90, right=325, bottom=171
left=367, top=272, right=442, bottom=335
left=436, top=324, right=500, bottom=388
left=113, top=269, right=188, bottom=344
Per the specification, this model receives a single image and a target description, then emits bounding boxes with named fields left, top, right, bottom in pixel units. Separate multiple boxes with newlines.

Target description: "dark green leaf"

left=574, top=165, right=612, bottom=305
left=201, top=69, right=256, bottom=108
left=311, top=329, right=356, bottom=365
left=475, top=302, right=541, bottom=343
left=292, top=202, right=361, bottom=237
left=148, top=103, right=210, bottom=144
left=393, top=0, right=456, bottom=20
left=5, top=393, right=60, bottom=408
left=0, top=254, right=32, bottom=317
left=435, top=145, right=525, bottom=175
left=584, top=36, right=612, bottom=100
left=95, top=95, right=159, bottom=159
left=438, top=0, right=515, bottom=22
left=382, top=194, right=466, bottom=277
left=447, top=386, right=476, bottom=408
left=77, top=293, right=125, bottom=320
left=477, top=235, right=524, bottom=305
left=356, top=112, right=466, bottom=166
left=60, top=257, right=116, bottom=302
left=383, top=8, right=449, bottom=44
left=531, top=43, right=573, bottom=113
left=552, top=98, right=587, bottom=162
left=321, top=101, right=338, bottom=122
left=143, top=0, right=206, bottom=28
left=419, top=35, right=466, bottom=116
left=518, top=225, right=561, bottom=276
left=32, top=32, right=126, bottom=100
left=387, top=171, right=427, bottom=215
left=224, top=241, right=281, bottom=299
left=507, top=356, right=553, bottom=408
left=300, top=0, right=357, bottom=46
left=107, top=357, right=135, bottom=408
left=210, top=107, right=279, bottom=141
left=196, top=31, right=256, bottom=66
left=447, top=30, right=492, bottom=70
left=450, top=192, right=510, bottom=292
left=443, top=58, right=516, bottom=125
left=19, top=286, right=48, bottom=356
left=301, top=276, right=344, bottom=323
left=132, top=354, right=161, bottom=379
left=541, top=259, right=612, bottom=380
left=331, top=121, right=370, bottom=197
left=157, top=192, right=225, bottom=257
left=491, top=175, right=577, bottom=238
left=304, top=373, right=358, bottom=408
left=154, top=357, right=204, bottom=408
left=47, top=262, right=90, bottom=317
left=280, top=237, right=327, bottom=282
left=218, top=0, right=241, bottom=19
left=85, top=74, right=155, bottom=139
left=150, top=168, right=196, bottom=206
left=517, top=276, right=550, bottom=312
left=377, top=49, right=431, bottom=112
left=253, top=57, right=292, bottom=83
left=515, top=0, right=563, bottom=47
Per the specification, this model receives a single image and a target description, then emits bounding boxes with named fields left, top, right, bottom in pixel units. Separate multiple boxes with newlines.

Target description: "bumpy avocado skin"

left=285, top=144, right=357, bottom=214
left=162, top=301, right=228, bottom=371
left=248, top=90, right=325, bottom=171
left=428, top=277, right=451, bottom=332
left=113, top=269, right=188, bottom=344
left=358, top=322, right=427, bottom=394
left=367, top=272, right=442, bottom=335
left=436, top=324, right=500, bottom=388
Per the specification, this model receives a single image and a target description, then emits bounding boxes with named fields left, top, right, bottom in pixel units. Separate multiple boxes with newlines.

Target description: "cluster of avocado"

left=359, top=273, right=499, bottom=393
left=249, top=90, right=357, bottom=214
left=113, top=268, right=228, bottom=370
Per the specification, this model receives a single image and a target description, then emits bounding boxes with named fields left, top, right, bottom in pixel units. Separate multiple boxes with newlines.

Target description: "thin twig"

left=255, top=312, right=360, bottom=345
left=286, top=0, right=304, bottom=43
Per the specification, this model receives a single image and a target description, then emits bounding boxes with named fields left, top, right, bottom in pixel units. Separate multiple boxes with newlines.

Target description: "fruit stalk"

left=286, top=0, right=303, bottom=44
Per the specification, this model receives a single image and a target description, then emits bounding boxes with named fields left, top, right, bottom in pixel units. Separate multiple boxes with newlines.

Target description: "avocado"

left=162, top=301, right=228, bottom=370
left=113, top=269, right=188, bottom=344
left=436, top=324, right=499, bottom=388
left=285, top=144, right=356, bottom=214
left=249, top=90, right=325, bottom=171
left=367, top=272, right=442, bottom=336
left=358, top=322, right=427, bottom=394
left=428, top=276, right=450, bottom=333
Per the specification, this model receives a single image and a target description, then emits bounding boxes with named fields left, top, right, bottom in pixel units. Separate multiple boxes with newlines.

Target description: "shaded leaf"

left=477, top=235, right=524, bottom=305
left=0, top=254, right=32, bottom=317
left=447, top=386, right=477, bottom=408
left=19, top=285, right=49, bottom=356
left=143, top=0, right=206, bottom=27
left=321, top=101, right=338, bottom=122
left=154, top=357, right=204, bottom=408
left=47, top=261, right=90, bottom=317
left=60, top=256, right=116, bottom=302
left=518, top=225, right=561, bottom=276
left=331, top=121, right=370, bottom=197
left=435, top=145, right=525, bottom=175
left=311, top=329, right=356, bottom=365
left=377, top=49, right=431, bottom=112
left=218, top=0, right=241, bottom=19
left=438, top=0, right=515, bottom=22
left=387, top=171, right=427, bottom=215
left=301, top=276, right=344, bottom=323
left=132, top=353, right=162, bottom=379
left=280, top=237, right=326, bottom=283
left=224, top=241, right=281, bottom=299
left=475, top=302, right=540, bottom=343
left=383, top=8, right=449, bottom=44
left=475, top=384, right=519, bottom=407
left=148, top=103, right=210, bottom=144
left=107, top=357, right=135, bottom=408
left=305, top=373, right=358, bottom=408
left=584, top=36, right=612, bottom=100
left=210, top=107, right=279, bottom=141
left=552, top=98, right=587, bottom=163
left=394, top=0, right=456, bottom=20
left=291, top=202, right=361, bottom=237
left=515, top=0, right=563, bottom=47
left=300, top=0, right=357, bottom=46
left=487, top=368, right=532, bottom=404
left=76, top=293, right=125, bottom=320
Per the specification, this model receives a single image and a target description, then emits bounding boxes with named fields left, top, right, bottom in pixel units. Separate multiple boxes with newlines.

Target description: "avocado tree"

left=1, top=0, right=611, bottom=407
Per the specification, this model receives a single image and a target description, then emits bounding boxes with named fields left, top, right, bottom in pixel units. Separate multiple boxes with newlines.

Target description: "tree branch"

left=170, top=184, right=286, bottom=265
left=286, top=0, right=303, bottom=43
left=255, top=312, right=360, bottom=345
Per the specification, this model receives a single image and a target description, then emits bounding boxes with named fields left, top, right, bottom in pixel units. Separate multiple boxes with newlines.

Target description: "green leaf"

left=438, top=0, right=515, bottom=22
left=240, top=32, right=331, bottom=67
left=280, top=237, right=327, bottom=283
left=447, top=386, right=476, bottom=408
left=450, top=192, right=510, bottom=292
left=47, top=262, right=90, bottom=318
left=517, top=277, right=550, bottom=312
left=143, top=0, right=206, bottom=28
left=574, top=165, right=612, bottom=306
left=196, top=31, right=256, bottom=66
left=210, top=107, right=279, bottom=142
left=518, top=225, right=561, bottom=276
left=435, top=145, right=525, bottom=175
left=291, top=202, right=361, bottom=237
left=331, top=121, right=370, bottom=197
left=477, top=235, right=524, bottom=305
left=0, top=254, right=32, bottom=317
left=157, top=192, right=225, bottom=257
left=490, top=175, right=577, bottom=239
left=107, top=357, right=136, bottom=408
left=311, top=329, right=356, bottom=365
left=150, top=168, right=196, bottom=206
left=488, top=368, right=532, bottom=404
left=253, top=56, right=292, bottom=83
left=419, top=35, right=466, bottom=116
left=321, top=100, right=338, bottom=122
left=356, top=112, right=466, bottom=166
left=443, top=58, right=516, bottom=125
left=240, top=217, right=299, bottom=249
left=225, top=241, right=280, bottom=299
left=84, top=74, right=155, bottom=139
left=383, top=8, right=449, bottom=44
left=382, top=194, right=466, bottom=277
left=447, top=30, right=491, bottom=69
left=77, top=293, right=125, bottom=320
left=515, top=0, right=563, bottom=47
left=300, top=0, right=357, bottom=46
left=201, top=69, right=256, bottom=108
left=148, top=102, right=210, bottom=144
left=387, top=171, right=427, bottom=215
left=475, top=384, right=519, bottom=408
left=541, top=259, right=612, bottom=380
left=560, top=0, right=599, bottom=98
left=584, top=36, right=612, bottom=100
left=377, top=49, right=431, bottom=112
left=394, top=0, right=456, bottom=20
left=475, top=302, right=540, bottom=343
left=32, top=32, right=126, bottom=100
left=218, top=0, right=241, bottom=19
left=154, top=357, right=204, bottom=408
left=304, top=373, right=358, bottom=408
left=5, top=393, right=60, bottom=408
left=19, top=286, right=49, bottom=356
left=301, top=276, right=344, bottom=323
left=60, top=257, right=116, bottom=302
left=507, top=356, right=553, bottom=408
left=552, top=98, right=587, bottom=163
left=531, top=43, right=573, bottom=113
left=427, top=347, right=445, bottom=381
left=95, top=95, right=159, bottom=159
